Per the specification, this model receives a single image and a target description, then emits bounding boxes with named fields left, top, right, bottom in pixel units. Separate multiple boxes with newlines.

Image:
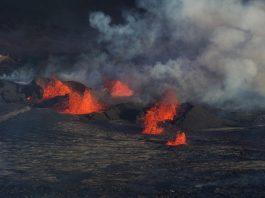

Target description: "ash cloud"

left=82, top=0, right=265, bottom=109
left=0, top=65, right=35, bottom=84
left=2, top=0, right=265, bottom=109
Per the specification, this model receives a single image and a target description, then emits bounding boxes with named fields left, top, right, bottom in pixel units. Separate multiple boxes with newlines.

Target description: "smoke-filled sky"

left=1, top=0, right=265, bottom=109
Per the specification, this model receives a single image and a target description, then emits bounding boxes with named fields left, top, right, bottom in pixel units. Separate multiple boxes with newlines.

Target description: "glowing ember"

left=42, top=79, right=71, bottom=100
left=142, top=91, right=179, bottom=135
left=26, top=96, right=32, bottom=101
left=107, top=80, right=134, bottom=97
left=166, top=131, right=187, bottom=146
left=40, top=79, right=103, bottom=115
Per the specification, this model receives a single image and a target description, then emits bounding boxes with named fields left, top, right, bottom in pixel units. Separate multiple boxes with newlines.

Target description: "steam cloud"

left=4, top=0, right=265, bottom=109
left=0, top=66, right=35, bottom=85
left=86, top=0, right=265, bottom=109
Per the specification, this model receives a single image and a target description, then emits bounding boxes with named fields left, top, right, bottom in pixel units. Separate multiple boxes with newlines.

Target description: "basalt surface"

left=0, top=104, right=264, bottom=197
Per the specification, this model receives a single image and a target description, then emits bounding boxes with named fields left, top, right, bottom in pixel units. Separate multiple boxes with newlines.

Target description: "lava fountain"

left=142, top=91, right=180, bottom=135
left=166, top=131, right=187, bottom=146
left=42, top=79, right=71, bottom=100
left=63, top=89, right=103, bottom=115
left=40, top=79, right=103, bottom=115
left=106, top=80, right=134, bottom=97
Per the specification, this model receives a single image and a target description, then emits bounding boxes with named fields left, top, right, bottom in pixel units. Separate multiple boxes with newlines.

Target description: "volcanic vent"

left=12, top=77, right=190, bottom=146
left=1, top=0, right=265, bottom=196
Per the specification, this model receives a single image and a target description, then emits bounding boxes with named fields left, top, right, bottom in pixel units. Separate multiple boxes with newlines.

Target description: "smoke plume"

left=4, top=0, right=265, bottom=109
left=85, top=0, right=265, bottom=109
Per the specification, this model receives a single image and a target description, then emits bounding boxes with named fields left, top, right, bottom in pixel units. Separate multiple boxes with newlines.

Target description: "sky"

left=0, top=0, right=135, bottom=28
left=0, top=0, right=136, bottom=58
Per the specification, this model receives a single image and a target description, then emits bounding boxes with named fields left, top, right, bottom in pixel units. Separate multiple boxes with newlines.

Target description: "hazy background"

left=1, top=0, right=265, bottom=110
left=0, top=0, right=136, bottom=58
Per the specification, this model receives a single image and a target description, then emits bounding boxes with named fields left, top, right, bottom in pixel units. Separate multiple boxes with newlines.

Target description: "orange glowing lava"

left=42, top=79, right=71, bottom=100
left=41, top=79, right=103, bottom=115
left=63, top=89, right=103, bottom=115
left=166, top=131, right=187, bottom=146
left=142, top=91, right=179, bottom=135
left=107, top=80, right=134, bottom=97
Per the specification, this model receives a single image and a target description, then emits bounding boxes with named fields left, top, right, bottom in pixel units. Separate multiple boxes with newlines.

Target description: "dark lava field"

left=0, top=104, right=264, bottom=197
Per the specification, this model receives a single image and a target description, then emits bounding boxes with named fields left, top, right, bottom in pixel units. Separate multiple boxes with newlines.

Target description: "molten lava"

left=107, top=80, right=134, bottom=97
left=142, top=91, right=179, bottom=135
left=166, top=131, right=187, bottom=146
left=42, top=79, right=71, bottom=100
left=40, top=79, right=103, bottom=115
left=63, top=89, right=103, bottom=115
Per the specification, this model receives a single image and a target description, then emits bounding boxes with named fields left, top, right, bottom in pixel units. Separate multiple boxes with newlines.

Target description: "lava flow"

left=40, top=79, right=103, bottom=115
left=107, top=80, right=134, bottom=97
left=142, top=91, right=179, bottom=135
left=166, top=131, right=187, bottom=146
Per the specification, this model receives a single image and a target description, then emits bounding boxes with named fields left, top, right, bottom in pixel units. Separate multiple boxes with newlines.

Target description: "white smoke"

left=33, top=0, right=264, bottom=109
left=0, top=66, right=35, bottom=85
left=78, top=0, right=265, bottom=109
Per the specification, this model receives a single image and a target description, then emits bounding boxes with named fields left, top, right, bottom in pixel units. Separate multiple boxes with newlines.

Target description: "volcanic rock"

left=177, top=104, right=235, bottom=131
left=217, top=110, right=265, bottom=127
left=253, top=114, right=265, bottom=126
left=0, top=80, right=25, bottom=103
left=0, top=80, right=42, bottom=103
left=88, top=103, right=144, bottom=123
left=87, top=102, right=237, bottom=132
left=0, top=54, right=16, bottom=74
left=34, top=95, right=68, bottom=109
